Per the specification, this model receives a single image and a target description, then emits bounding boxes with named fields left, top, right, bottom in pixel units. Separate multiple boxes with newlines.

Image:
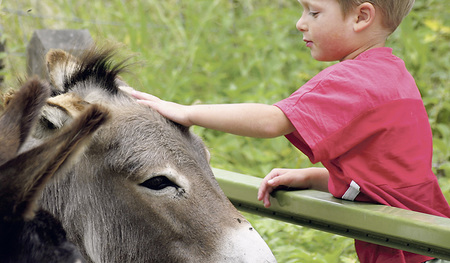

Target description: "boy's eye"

left=309, top=12, right=319, bottom=17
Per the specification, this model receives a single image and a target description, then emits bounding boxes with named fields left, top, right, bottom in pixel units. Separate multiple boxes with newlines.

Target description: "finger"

left=258, top=185, right=270, bottom=206
left=267, top=177, right=285, bottom=188
left=258, top=178, right=274, bottom=200
left=259, top=175, right=291, bottom=203
left=131, top=90, right=161, bottom=101
left=136, top=99, right=155, bottom=107
left=261, top=176, right=291, bottom=208
left=257, top=169, right=283, bottom=200
left=118, top=85, right=135, bottom=94
left=133, top=91, right=158, bottom=101
left=261, top=179, right=284, bottom=207
left=262, top=191, right=272, bottom=208
left=268, top=178, right=278, bottom=186
left=261, top=169, right=283, bottom=184
left=258, top=183, right=273, bottom=201
left=258, top=173, right=283, bottom=204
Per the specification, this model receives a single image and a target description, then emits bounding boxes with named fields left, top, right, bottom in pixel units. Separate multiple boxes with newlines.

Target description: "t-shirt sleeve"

left=275, top=67, right=373, bottom=162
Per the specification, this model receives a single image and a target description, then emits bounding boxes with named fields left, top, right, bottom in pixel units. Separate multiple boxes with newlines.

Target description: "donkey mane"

left=58, top=46, right=131, bottom=96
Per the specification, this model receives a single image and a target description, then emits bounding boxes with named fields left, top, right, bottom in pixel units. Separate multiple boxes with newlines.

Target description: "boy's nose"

left=296, top=16, right=307, bottom=32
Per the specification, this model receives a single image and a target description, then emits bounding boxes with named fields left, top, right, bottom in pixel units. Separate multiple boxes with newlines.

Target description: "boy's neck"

left=341, top=41, right=386, bottom=61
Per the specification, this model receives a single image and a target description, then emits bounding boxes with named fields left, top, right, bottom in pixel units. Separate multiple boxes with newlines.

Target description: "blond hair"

left=337, top=0, right=415, bottom=32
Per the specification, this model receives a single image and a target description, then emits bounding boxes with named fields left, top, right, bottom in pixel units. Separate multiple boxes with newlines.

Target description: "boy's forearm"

left=187, top=103, right=294, bottom=138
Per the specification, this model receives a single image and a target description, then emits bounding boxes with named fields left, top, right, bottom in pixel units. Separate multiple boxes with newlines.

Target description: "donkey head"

left=0, top=77, right=110, bottom=262
left=27, top=45, right=276, bottom=263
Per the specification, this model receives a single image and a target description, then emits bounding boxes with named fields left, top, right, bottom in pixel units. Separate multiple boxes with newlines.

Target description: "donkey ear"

left=0, top=103, right=109, bottom=220
left=0, top=78, right=50, bottom=166
left=46, top=49, right=79, bottom=91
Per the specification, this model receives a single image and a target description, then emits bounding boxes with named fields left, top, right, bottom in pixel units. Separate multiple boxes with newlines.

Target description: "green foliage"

left=1, top=0, right=449, bottom=262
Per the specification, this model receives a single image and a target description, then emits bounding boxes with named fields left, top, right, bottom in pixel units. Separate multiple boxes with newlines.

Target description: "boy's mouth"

left=303, top=39, right=313, bottom=48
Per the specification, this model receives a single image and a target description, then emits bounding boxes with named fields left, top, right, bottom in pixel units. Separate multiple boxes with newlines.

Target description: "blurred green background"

left=1, top=0, right=449, bottom=262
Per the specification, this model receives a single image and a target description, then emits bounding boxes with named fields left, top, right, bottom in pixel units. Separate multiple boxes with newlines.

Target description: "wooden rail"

left=213, top=168, right=450, bottom=260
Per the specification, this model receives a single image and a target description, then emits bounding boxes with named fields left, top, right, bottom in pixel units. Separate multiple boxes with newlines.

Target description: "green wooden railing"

left=213, top=168, right=450, bottom=260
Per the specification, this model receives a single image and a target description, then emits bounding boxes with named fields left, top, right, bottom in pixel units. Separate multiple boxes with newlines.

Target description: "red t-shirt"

left=275, top=47, right=450, bottom=263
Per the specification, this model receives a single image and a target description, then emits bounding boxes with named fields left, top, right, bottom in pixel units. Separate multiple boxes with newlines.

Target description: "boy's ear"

left=353, top=2, right=376, bottom=32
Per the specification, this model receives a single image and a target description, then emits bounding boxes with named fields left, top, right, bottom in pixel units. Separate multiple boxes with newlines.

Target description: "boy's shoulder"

left=314, top=47, right=405, bottom=83
left=331, top=47, right=398, bottom=72
left=300, top=47, right=418, bottom=104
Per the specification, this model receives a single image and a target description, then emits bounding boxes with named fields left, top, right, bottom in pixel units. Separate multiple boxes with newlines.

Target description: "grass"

left=1, top=0, right=449, bottom=262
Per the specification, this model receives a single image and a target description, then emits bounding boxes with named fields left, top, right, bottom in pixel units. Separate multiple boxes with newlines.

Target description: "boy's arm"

left=132, top=91, right=295, bottom=138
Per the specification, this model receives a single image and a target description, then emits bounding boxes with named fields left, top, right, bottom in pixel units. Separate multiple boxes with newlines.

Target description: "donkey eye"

left=40, top=117, right=58, bottom=130
left=139, top=176, right=179, bottom=190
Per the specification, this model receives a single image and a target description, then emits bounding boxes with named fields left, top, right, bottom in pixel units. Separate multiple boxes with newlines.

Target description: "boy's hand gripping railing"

left=213, top=168, right=450, bottom=260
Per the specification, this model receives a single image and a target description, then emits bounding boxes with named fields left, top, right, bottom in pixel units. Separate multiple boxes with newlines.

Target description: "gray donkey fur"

left=21, top=45, right=276, bottom=263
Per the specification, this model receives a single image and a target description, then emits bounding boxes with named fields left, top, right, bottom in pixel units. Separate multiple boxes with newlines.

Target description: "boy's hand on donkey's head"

left=131, top=90, right=193, bottom=127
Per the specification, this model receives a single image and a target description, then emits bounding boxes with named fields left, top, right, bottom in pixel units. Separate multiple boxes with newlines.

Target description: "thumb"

left=267, top=177, right=282, bottom=187
left=268, top=173, right=296, bottom=188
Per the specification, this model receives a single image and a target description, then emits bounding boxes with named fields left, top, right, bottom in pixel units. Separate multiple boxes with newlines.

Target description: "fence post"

left=26, top=29, right=93, bottom=80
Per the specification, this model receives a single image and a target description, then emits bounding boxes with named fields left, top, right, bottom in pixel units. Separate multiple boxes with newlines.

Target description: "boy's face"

left=297, top=0, right=356, bottom=61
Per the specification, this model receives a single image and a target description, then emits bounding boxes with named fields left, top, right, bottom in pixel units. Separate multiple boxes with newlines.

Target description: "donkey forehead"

left=111, top=113, right=208, bottom=163
left=82, top=103, right=211, bottom=177
left=46, top=89, right=211, bottom=178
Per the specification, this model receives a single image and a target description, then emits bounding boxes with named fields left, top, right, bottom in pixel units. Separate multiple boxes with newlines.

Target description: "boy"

left=132, top=0, right=450, bottom=262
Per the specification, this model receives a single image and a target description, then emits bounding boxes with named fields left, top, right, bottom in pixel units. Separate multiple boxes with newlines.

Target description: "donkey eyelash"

left=139, top=175, right=180, bottom=191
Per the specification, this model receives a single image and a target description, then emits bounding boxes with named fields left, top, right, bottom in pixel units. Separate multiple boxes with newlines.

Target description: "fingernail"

left=268, top=179, right=274, bottom=185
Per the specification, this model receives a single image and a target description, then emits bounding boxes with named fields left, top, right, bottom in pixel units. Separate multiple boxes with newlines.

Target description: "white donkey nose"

left=216, top=222, right=277, bottom=262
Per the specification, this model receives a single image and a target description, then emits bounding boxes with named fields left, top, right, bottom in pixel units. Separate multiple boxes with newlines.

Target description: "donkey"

left=0, top=77, right=109, bottom=262
left=18, top=45, right=277, bottom=263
